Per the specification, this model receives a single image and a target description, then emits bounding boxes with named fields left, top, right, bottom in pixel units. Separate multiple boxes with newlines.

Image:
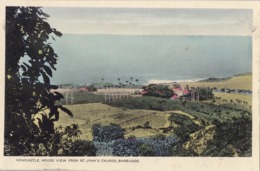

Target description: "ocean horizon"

left=50, top=35, right=252, bottom=85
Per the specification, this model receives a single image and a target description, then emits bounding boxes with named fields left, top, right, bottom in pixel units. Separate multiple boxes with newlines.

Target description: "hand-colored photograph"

left=5, top=6, right=252, bottom=157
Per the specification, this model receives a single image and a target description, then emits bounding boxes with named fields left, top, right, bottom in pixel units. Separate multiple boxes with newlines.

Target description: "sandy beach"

left=146, top=78, right=204, bottom=85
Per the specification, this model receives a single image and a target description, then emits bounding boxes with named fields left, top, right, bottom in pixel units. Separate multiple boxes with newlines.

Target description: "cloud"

left=44, top=7, right=252, bottom=36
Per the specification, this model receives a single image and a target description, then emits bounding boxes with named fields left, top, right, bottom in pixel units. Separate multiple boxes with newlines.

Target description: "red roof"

left=79, top=87, right=89, bottom=92
left=140, top=91, right=148, bottom=95
left=183, top=89, right=190, bottom=95
left=173, top=87, right=182, bottom=92
left=170, top=95, right=179, bottom=100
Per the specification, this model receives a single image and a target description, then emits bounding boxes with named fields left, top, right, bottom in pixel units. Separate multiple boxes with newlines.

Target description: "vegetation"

left=196, top=87, right=214, bottom=101
left=59, top=91, right=104, bottom=105
left=202, top=116, right=252, bottom=157
left=179, top=74, right=252, bottom=90
left=5, top=7, right=75, bottom=156
left=106, top=96, right=250, bottom=123
left=143, top=84, right=174, bottom=98
left=5, top=6, right=252, bottom=157
left=198, top=77, right=230, bottom=82
left=92, top=124, right=125, bottom=142
left=106, top=96, right=183, bottom=111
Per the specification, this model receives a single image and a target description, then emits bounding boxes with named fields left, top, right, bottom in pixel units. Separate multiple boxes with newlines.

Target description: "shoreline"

left=146, top=78, right=205, bottom=85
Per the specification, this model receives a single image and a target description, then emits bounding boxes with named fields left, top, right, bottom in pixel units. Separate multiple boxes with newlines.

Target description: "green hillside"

left=180, top=74, right=252, bottom=90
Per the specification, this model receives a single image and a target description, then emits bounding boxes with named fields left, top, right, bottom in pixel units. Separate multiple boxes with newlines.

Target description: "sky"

left=41, top=7, right=252, bottom=84
left=43, top=8, right=252, bottom=36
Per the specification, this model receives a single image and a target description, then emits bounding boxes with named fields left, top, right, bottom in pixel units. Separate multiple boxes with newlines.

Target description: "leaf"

left=43, top=65, right=52, bottom=77
left=49, top=84, right=58, bottom=89
left=54, top=91, right=64, bottom=99
left=41, top=12, right=50, bottom=18
left=59, top=105, right=73, bottom=117
left=54, top=111, right=59, bottom=121
left=41, top=70, right=50, bottom=84
left=49, top=63, right=56, bottom=70
left=53, top=29, right=62, bottom=37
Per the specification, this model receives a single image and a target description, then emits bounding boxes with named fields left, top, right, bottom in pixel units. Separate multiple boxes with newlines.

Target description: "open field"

left=213, top=92, right=252, bottom=106
left=53, top=74, right=252, bottom=156
left=55, top=103, right=201, bottom=140
left=179, top=74, right=252, bottom=90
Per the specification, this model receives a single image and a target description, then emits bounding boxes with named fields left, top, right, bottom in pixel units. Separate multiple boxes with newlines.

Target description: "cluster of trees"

left=98, top=77, right=140, bottom=89
left=142, top=84, right=174, bottom=98
left=202, top=116, right=252, bottom=156
left=195, top=87, right=214, bottom=101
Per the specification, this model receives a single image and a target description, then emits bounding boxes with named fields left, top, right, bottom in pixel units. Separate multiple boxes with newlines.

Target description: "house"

left=140, top=90, right=148, bottom=95
left=170, top=94, right=179, bottom=100
left=171, top=86, right=191, bottom=100
left=79, top=87, right=89, bottom=92
left=172, top=87, right=183, bottom=96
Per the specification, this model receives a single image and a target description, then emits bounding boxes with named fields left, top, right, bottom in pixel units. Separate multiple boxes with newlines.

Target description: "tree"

left=135, top=79, right=139, bottom=85
left=117, top=78, right=121, bottom=87
left=5, top=7, right=72, bottom=155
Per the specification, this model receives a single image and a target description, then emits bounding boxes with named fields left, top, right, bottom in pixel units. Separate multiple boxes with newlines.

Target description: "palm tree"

left=135, top=79, right=139, bottom=85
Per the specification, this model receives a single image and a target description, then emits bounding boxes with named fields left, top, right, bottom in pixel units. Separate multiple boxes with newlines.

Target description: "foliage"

left=137, top=143, right=155, bottom=156
left=143, top=84, right=174, bottom=99
left=137, top=135, right=178, bottom=156
left=67, top=140, right=96, bottom=156
left=94, top=142, right=114, bottom=156
left=168, top=113, right=200, bottom=142
left=106, top=96, right=183, bottom=111
left=91, top=124, right=180, bottom=156
left=5, top=7, right=72, bottom=155
left=4, top=124, right=81, bottom=156
left=171, top=144, right=198, bottom=156
left=202, top=116, right=252, bottom=156
left=107, top=96, right=251, bottom=123
left=168, top=113, right=194, bottom=127
left=92, top=123, right=125, bottom=142
left=196, top=87, right=214, bottom=101
left=112, top=139, right=140, bottom=156
left=87, top=84, right=97, bottom=92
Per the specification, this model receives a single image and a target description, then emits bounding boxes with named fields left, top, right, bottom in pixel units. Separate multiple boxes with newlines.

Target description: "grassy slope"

left=179, top=74, right=252, bottom=90
left=214, top=92, right=252, bottom=106
left=55, top=103, right=201, bottom=140
left=183, top=125, right=215, bottom=155
left=179, top=74, right=252, bottom=109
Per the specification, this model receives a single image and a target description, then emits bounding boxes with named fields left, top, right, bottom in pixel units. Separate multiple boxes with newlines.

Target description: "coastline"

left=146, top=78, right=205, bottom=85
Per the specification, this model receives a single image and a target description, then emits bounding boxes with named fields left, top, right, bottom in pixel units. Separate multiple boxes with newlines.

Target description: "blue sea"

left=50, top=35, right=252, bottom=85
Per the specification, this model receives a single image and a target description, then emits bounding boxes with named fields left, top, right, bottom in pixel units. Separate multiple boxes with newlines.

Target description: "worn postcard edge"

left=0, top=1, right=259, bottom=171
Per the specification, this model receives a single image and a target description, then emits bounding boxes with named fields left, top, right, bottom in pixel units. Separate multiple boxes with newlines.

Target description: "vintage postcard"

left=0, top=0, right=259, bottom=171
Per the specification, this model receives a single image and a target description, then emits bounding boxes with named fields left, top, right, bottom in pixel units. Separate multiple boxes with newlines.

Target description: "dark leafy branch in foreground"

left=5, top=7, right=73, bottom=156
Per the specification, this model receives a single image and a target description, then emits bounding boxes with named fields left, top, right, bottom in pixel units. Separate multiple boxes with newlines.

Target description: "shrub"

left=137, top=135, right=178, bottom=156
left=67, top=140, right=96, bottom=156
left=142, top=84, right=174, bottom=99
left=138, top=144, right=155, bottom=156
left=92, top=124, right=125, bottom=142
left=168, top=113, right=193, bottom=127
left=106, top=96, right=183, bottom=111
left=171, top=144, right=198, bottom=156
left=202, top=116, right=252, bottom=156
left=112, top=139, right=140, bottom=156
left=94, top=142, right=114, bottom=156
